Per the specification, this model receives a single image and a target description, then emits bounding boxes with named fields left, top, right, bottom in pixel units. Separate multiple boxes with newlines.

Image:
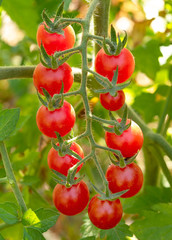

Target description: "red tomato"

left=33, top=62, right=73, bottom=97
left=95, top=48, right=135, bottom=84
left=37, top=22, right=75, bottom=55
left=53, top=180, right=90, bottom=216
left=88, top=195, right=123, bottom=229
left=100, top=90, right=125, bottom=111
left=106, top=163, right=144, bottom=198
left=105, top=119, right=144, bottom=158
left=36, top=101, right=75, bottom=138
left=48, top=142, right=84, bottom=176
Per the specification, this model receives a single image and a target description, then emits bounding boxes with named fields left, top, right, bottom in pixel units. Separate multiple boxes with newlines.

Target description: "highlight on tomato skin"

left=37, top=22, right=75, bottom=55
left=106, top=163, right=144, bottom=198
left=53, top=180, right=90, bottom=216
left=95, top=48, right=135, bottom=84
left=105, top=119, right=144, bottom=158
left=88, top=195, right=123, bottom=230
left=33, top=62, right=74, bottom=97
left=48, top=142, right=84, bottom=176
left=36, top=100, right=76, bottom=138
left=99, top=90, right=125, bottom=111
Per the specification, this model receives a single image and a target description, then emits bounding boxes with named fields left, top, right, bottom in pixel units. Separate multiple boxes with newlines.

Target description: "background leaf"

left=0, top=202, right=19, bottom=224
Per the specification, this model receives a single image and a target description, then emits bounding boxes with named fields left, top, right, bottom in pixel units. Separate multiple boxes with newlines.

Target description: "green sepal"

left=54, top=2, right=64, bottom=23
left=37, top=91, right=48, bottom=107
left=98, top=189, right=128, bottom=200
left=110, top=25, right=117, bottom=46
left=42, top=88, right=51, bottom=102
left=42, top=10, right=54, bottom=28
left=125, top=152, right=138, bottom=165
left=108, top=152, right=120, bottom=166
left=40, top=43, right=52, bottom=68
left=52, top=169, right=66, bottom=181
left=67, top=149, right=83, bottom=161
left=115, top=34, right=122, bottom=56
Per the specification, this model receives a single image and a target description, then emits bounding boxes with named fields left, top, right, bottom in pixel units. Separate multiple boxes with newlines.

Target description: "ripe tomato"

left=105, top=119, right=144, bottom=158
left=100, top=90, right=125, bottom=111
left=37, top=22, right=75, bottom=55
left=95, top=48, right=135, bottom=84
left=36, top=101, right=75, bottom=138
left=48, top=142, right=84, bottom=176
left=88, top=195, right=123, bottom=229
left=33, top=62, right=73, bottom=97
left=53, top=180, right=90, bottom=216
left=106, top=163, right=143, bottom=198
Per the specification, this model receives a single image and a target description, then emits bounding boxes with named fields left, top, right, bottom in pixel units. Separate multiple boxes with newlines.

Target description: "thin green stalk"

left=157, top=85, right=172, bottom=134
left=0, top=142, right=27, bottom=214
left=0, top=66, right=35, bottom=80
left=94, top=0, right=111, bottom=53
left=162, top=115, right=171, bottom=137
left=0, top=177, right=8, bottom=183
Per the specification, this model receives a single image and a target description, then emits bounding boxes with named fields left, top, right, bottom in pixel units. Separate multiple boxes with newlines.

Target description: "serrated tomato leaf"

left=23, top=227, right=46, bottom=240
left=0, top=202, right=19, bottom=224
left=0, top=108, right=20, bottom=141
left=130, top=203, right=172, bottom=240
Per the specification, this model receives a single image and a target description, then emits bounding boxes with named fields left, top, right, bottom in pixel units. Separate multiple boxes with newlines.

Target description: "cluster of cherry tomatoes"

left=33, top=17, right=144, bottom=230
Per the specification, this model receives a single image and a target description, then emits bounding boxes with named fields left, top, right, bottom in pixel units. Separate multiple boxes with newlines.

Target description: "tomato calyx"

left=37, top=84, right=64, bottom=111
left=103, top=107, right=131, bottom=135
left=93, top=67, right=131, bottom=96
left=103, top=25, right=127, bottom=56
left=41, top=2, right=69, bottom=35
left=90, top=181, right=128, bottom=201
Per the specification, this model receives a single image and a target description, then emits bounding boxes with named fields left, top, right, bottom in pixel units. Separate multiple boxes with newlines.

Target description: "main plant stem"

left=0, top=142, right=27, bottom=214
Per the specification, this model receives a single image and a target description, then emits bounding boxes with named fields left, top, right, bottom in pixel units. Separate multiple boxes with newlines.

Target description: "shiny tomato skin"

left=95, top=48, right=135, bottom=84
left=100, top=90, right=125, bottom=111
left=36, top=101, right=75, bottom=138
left=53, top=180, right=90, bottom=216
left=88, top=195, right=123, bottom=229
left=37, top=23, right=75, bottom=55
left=48, top=142, right=84, bottom=176
left=106, top=163, right=144, bottom=198
left=105, top=119, right=144, bottom=158
left=33, top=62, right=73, bottom=96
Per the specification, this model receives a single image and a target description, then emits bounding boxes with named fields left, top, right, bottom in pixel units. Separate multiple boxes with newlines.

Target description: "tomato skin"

left=88, top=195, right=123, bottom=229
left=106, top=163, right=143, bottom=198
left=37, top=23, right=75, bottom=55
left=48, top=142, right=84, bottom=176
left=105, top=119, right=144, bottom=158
left=95, top=48, right=135, bottom=84
left=33, top=63, right=73, bottom=97
left=100, top=90, right=125, bottom=111
left=53, top=180, right=90, bottom=216
left=36, top=101, right=75, bottom=138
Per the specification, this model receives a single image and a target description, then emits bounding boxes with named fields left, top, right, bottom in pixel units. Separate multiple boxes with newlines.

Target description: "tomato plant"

left=100, top=90, right=125, bottom=111
left=36, top=100, right=75, bottom=138
left=95, top=48, right=135, bottom=83
left=53, top=180, right=90, bottom=216
left=37, top=23, right=75, bottom=55
left=48, top=142, right=84, bottom=176
left=88, top=195, right=123, bottom=229
left=106, top=163, right=144, bottom=198
left=33, top=62, right=74, bottom=96
left=105, top=119, right=144, bottom=158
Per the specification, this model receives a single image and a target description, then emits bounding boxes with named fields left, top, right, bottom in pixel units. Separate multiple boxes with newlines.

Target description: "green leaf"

left=80, top=237, right=96, bottom=240
left=80, top=214, right=100, bottom=238
left=0, top=233, right=5, bottom=240
left=0, top=108, right=20, bottom=141
left=33, top=208, right=59, bottom=233
left=130, top=203, right=172, bottom=240
left=133, top=39, right=162, bottom=79
left=21, top=175, right=40, bottom=186
left=23, top=227, right=45, bottom=240
left=100, top=220, right=132, bottom=240
left=122, top=186, right=172, bottom=214
left=0, top=202, right=19, bottom=224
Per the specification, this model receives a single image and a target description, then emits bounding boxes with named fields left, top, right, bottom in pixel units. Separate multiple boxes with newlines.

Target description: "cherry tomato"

left=33, top=62, right=73, bottom=97
left=53, top=180, right=90, bottom=216
left=105, top=119, right=144, bottom=158
left=36, top=101, right=75, bottom=138
left=106, top=163, right=144, bottom=198
left=88, top=195, right=123, bottom=229
left=37, top=22, right=75, bottom=55
left=100, top=90, right=125, bottom=111
left=95, top=48, right=135, bottom=84
left=48, top=142, right=84, bottom=176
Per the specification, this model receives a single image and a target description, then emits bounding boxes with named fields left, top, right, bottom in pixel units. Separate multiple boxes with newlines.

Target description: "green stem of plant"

left=0, top=66, right=35, bottom=80
left=93, top=0, right=111, bottom=54
left=0, top=177, right=8, bottom=183
left=162, top=115, right=171, bottom=137
left=0, top=141, right=27, bottom=214
left=157, top=85, right=172, bottom=134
